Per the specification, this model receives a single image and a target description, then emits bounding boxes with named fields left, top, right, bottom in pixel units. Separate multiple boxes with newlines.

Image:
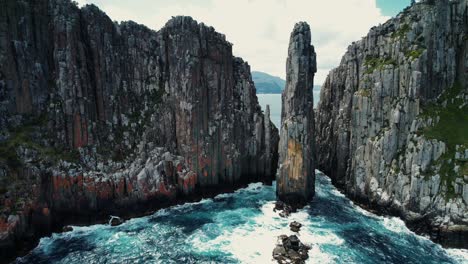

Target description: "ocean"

left=16, top=173, right=467, bottom=263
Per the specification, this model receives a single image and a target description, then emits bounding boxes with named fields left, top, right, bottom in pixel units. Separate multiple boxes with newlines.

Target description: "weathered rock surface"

left=277, top=22, right=317, bottom=206
left=273, top=200, right=294, bottom=217
left=290, top=221, right=302, bottom=232
left=315, top=0, right=467, bottom=247
left=272, top=234, right=310, bottom=264
left=0, top=0, right=279, bottom=259
left=61, top=226, right=73, bottom=233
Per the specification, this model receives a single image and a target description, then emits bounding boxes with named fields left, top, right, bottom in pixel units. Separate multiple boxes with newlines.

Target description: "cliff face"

left=0, top=0, right=279, bottom=258
left=277, top=22, right=316, bottom=205
left=316, top=0, right=467, bottom=246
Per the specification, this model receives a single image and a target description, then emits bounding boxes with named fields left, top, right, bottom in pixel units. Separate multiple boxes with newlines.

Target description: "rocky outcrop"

left=277, top=22, right=317, bottom=205
left=289, top=221, right=302, bottom=232
left=0, top=0, right=278, bottom=260
left=272, top=234, right=310, bottom=264
left=316, top=0, right=467, bottom=247
left=109, top=216, right=124, bottom=226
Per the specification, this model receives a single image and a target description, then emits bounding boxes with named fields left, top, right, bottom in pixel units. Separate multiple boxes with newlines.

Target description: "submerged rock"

left=277, top=22, right=317, bottom=207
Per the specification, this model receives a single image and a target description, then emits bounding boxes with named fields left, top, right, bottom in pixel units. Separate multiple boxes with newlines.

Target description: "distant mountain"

left=252, top=71, right=285, bottom=94
left=253, top=71, right=321, bottom=94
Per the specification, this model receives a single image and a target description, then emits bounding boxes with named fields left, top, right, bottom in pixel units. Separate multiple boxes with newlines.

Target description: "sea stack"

left=277, top=22, right=317, bottom=206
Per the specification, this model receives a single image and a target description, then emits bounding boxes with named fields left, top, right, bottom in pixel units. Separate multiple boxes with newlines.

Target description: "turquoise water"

left=257, top=87, right=320, bottom=128
left=17, top=173, right=468, bottom=264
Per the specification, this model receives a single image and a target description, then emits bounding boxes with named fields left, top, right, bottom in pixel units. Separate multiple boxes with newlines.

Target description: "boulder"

left=62, top=226, right=73, bottom=233
left=109, top=216, right=124, bottom=226
left=272, top=234, right=311, bottom=264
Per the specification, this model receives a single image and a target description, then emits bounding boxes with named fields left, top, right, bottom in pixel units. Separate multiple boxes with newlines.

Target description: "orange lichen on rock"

left=286, top=139, right=303, bottom=180
left=0, top=218, right=8, bottom=232
left=52, top=176, right=73, bottom=198
left=198, top=156, right=211, bottom=170
left=96, top=181, right=113, bottom=200
left=157, top=182, right=173, bottom=196
left=42, top=207, right=50, bottom=216
left=176, top=163, right=183, bottom=172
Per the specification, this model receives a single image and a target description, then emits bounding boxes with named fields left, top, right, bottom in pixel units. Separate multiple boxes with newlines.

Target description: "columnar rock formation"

left=277, top=22, right=317, bottom=205
left=315, top=0, right=467, bottom=247
left=0, top=0, right=279, bottom=258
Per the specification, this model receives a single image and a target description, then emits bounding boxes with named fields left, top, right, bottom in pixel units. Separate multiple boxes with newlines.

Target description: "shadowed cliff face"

left=315, top=0, right=467, bottom=247
left=277, top=22, right=316, bottom=206
left=0, top=0, right=279, bottom=259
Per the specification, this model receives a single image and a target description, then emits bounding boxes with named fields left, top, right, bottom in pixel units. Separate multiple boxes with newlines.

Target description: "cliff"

left=0, top=0, right=279, bottom=259
left=316, top=0, right=467, bottom=247
left=277, top=22, right=316, bottom=206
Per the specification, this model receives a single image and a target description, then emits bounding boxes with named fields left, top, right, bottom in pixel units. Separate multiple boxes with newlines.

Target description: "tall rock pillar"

left=277, top=22, right=316, bottom=206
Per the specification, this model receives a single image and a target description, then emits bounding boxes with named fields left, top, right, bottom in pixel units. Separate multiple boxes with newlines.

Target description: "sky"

left=75, top=0, right=411, bottom=85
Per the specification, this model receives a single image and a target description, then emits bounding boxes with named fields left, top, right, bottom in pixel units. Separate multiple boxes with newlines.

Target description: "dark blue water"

left=16, top=173, right=468, bottom=263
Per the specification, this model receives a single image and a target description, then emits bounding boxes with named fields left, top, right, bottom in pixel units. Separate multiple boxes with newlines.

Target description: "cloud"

left=79, top=0, right=389, bottom=85
left=74, top=0, right=88, bottom=7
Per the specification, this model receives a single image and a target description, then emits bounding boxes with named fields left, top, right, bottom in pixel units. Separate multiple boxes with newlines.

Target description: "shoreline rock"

left=62, top=226, right=73, bottom=233
left=109, top=216, right=124, bottom=226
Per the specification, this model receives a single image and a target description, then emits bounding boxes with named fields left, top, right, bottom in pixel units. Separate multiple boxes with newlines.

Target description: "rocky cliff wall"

left=316, top=0, right=467, bottom=247
left=0, top=0, right=279, bottom=259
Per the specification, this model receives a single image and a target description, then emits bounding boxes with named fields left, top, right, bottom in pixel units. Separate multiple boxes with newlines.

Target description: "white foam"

left=214, top=192, right=234, bottom=199
left=330, top=188, right=346, bottom=198
left=107, top=231, right=124, bottom=243
left=66, top=223, right=110, bottom=233
left=380, top=217, right=412, bottom=235
left=242, top=182, right=265, bottom=191
left=189, top=201, right=341, bottom=263
left=446, top=248, right=468, bottom=264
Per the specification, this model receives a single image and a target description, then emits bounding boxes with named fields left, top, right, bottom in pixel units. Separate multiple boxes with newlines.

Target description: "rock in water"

left=62, top=226, right=73, bottom=233
left=272, top=234, right=310, bottom=263
left=273, top=200, right=294, bottom=217
left=109, top=216, right=124, bottom=226
left=277, top=22, right=317, bottom=206
left=290, top=221, right=302, bottom=232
